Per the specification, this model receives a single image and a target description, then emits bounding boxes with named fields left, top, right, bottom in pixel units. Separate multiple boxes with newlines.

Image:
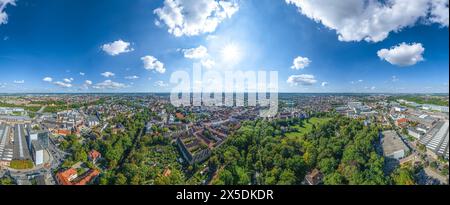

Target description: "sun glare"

left=221, top=43, right=242, bottom=63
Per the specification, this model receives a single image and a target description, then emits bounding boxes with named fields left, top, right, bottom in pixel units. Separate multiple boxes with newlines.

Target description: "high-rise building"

left=31, top=141, right=44, bottom=166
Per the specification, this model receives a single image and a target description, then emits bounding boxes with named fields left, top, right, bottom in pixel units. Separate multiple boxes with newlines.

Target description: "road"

left=48, top=136, right=70, bottom=170
left=31, top=105, right=47, bottom=121
left=424, top=167, right=448, bottom=185
left=37, top=105, right=47, bottom=114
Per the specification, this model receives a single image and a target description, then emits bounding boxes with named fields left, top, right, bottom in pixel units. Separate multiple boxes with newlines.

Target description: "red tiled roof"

left=176, top=113, right=185, bottom=120
left=56, top=168, right=77, bottom=185
left=89, top=150, right=101, bottom=160
left=57, top=129, right=71, bottom=136
left=56, top=168, right=100, bottom=185
left=163, top=168, right=172, bottom=177
left=73, top=169, right=100, bottom=185
left=397, top=118, right=408, bottom=124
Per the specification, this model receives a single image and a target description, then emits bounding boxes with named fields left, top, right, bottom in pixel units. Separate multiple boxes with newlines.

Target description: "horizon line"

left=0, top=92, right=449, bottom=95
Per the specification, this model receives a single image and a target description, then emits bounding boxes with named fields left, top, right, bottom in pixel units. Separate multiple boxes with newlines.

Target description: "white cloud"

left=125, top=75, right=139, bottom=80
left=154, top=0, right=239, bottom=37
left=79, top=72, right=85, bottom=76
left=291, top=56, right=311, bottom=70
left=141, top=55, right=166, bottom=74
left=101, top=40, right=134, bottom=56
left=350, top=80, right=364, bottom=84
left=201, top=59, right=216, bottom=69
left=0, top=0, right=16, bottom=26
left=93, top=80, right=128, bottom=89
left=63, top=78, right=74, bottom=83
left=13, top=80, right=24, bottom=84
left=43, top=77, right=53, bottom=82
left=429, top=0, right=449, bottom=27
left=285, top=0, right=448, bottom=42
left=101, top=71, right=115, bottom=78
left=154, top=80, right=169, bottom=87
left=0, top=83, right=6, bottom=88
left=206, top=35, right=218, bottom=41
left=377, top=42, right=425, bottom=66
left=287, top=74, right=317, bottom=86
left=183, top=45, right=208, bottom=59
left=81, top=80, right=93, bottom=89
left=182, top=45, right=216, bottom=69
left=364, top=86, right=376, bottom=91
left=321, top=82, right=328, bottom=87
left=54, top=81, right=72, bottom=88
left=392, top=76, right=399, bottom=82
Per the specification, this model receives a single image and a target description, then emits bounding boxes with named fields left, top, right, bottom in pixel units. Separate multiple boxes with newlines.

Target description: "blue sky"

left=0, top=0, right=448, bottom=93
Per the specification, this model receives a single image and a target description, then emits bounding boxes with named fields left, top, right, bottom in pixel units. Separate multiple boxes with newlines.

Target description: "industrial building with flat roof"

left=0, top=123, right=14, bottom=165
left=13, top=124, right=31, bottom=160
left=419, top=120, right=449, bottom=159
left=381, top=130, right=410, bottom=160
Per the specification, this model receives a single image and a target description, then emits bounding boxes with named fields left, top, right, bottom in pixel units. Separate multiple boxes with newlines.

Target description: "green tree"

left=277, top=169, right=296, bottom=185
left=323, top=172, right=345, bottom=185
left=391, top=167, right=416, bottom=185
left=115, top=173, right=128, bottom=185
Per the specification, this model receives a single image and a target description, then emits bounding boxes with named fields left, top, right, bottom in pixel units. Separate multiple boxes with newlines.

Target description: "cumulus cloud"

left=43, top=77, right=53, bottom=82
left=101, top=71, right=115, bottom=78
left=63, top=78, right=74, bottom=83
left=287, top=74, right=317, bottom=86
left=201, top=59, right=216, bottom=69
left=102, top=40, right=134, bottom=56
left=154, top=80, right=169, bottom=87
left=81, top=80, right=93, bottom=89
left=93, top=80, right=128, bottom=89
left=0, top=0, right=16, bottom=26
left=13, top=80, right=24, bottom=84
left=377, top=42, right=425, bottom=66
left=183, top=45, right=208, bottom=59
left=141, top=55, right=166, bottom=74
left=54, top=81, right=72, bottom=88
left=291, top=56, right=311, bottom=70
left=79, top=72, right=85, bottom=76
left=429, top=0, right=449, bottom=27
left=154, top=0, right=239, bottom=37
left=125, top=75, right=139, bottom=80
left=285, top=0, right=448, bottom=42
left=321, top=82, right=328, bottom=87
left=182, top=45, right=216, bottom=69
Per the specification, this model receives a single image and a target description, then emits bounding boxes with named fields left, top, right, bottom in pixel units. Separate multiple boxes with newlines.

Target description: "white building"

left=31, top=141, right=44, bottom=166
left=382, top=130, right=410, bottom=160
left=394, top=107, right=407, bottom=112
left=408, top=128, right=423, bottom=139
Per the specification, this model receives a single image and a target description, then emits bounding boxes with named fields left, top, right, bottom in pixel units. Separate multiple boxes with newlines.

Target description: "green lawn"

left=9, top=160, right=34, bottom=170
left=285, top=117, right=331, bottom=139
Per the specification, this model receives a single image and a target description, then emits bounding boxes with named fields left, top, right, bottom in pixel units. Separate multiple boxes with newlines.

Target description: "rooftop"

left=381, top=130, right=409, bottom=156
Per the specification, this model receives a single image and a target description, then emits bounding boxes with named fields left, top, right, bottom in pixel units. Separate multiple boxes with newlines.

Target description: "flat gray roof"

left=13, top=124, right=31, bottom=160
left=31, top=140, right=43, bottom=151
left=381, top=130, right=409, bottom=156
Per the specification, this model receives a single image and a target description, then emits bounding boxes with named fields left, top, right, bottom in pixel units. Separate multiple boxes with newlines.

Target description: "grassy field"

left=285, top=117, right=332, bottom=139
left=9, top=160, right=34, bottom=170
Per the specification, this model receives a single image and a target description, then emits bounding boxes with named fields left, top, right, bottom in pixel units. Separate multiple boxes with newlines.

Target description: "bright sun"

left=221, top=43, right=242, bottom=63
